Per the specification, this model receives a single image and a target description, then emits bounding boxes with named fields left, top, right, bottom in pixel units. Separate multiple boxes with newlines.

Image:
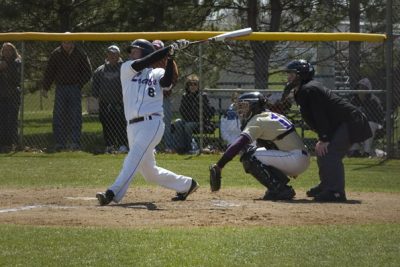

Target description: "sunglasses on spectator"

left=188, top=82, right=198, bottom=86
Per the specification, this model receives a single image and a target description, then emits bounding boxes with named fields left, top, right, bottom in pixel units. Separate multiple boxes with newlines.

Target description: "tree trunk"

left=58, top=2, right=72, bottom=32
left=248, top=0, right=282, bottom=89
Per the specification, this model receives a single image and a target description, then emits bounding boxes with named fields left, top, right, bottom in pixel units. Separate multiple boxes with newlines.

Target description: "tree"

left=206, top=0, right=347, bottom=89
left=0, top=0, right=215, bottom=32
left=249, top=0, right=282, bottom=89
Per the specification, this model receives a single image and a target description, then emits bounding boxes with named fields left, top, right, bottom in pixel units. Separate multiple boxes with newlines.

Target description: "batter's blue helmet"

left=285, top=59, right=315, bottom=83
left=127, top=39, right=155, bottom=57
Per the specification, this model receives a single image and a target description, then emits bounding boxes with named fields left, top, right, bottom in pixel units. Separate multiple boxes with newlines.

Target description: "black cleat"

left=96, top=189, right=115, bottom=206
left=314, top=190, right=347, bottom=202
left=172, top=179, right=199, bottom=201
left=263, top=186, right=296, bottom=201
left=306, top=184, right=322, bottom=198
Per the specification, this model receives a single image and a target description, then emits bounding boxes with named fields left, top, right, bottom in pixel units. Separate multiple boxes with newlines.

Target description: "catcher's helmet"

left=285, top=59, right=315, bottom=83
left=236, top=92, right=267, bottom=121
left=127, top=39, right=155, bottom=57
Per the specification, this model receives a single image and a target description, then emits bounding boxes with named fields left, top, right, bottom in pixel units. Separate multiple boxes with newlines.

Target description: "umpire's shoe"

left=314, top=190, right=347, bottom=202
left=171, top=179, right=199, bottom=201
left=96, top=189, right=115, bottom=206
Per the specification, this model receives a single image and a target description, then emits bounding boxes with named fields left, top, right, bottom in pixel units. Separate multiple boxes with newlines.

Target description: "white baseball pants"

left=109, top=117, right=193, bottom=202
left=253, top=148, right=310, bottom=177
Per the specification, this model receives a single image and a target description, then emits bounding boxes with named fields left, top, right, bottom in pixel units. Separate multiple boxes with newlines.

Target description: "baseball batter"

left=96, top=39, right=198, bottom=206
left=210, top=92, right=310, bottom=200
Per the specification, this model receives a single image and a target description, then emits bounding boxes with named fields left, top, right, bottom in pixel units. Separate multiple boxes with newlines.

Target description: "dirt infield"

left=1, top=187, right=399, bottom=228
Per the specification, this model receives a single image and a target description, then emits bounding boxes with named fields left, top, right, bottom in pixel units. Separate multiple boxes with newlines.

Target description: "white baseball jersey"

left=108, top=61, right=193, bottom=203
left=120, top=60, right=169, bottom=120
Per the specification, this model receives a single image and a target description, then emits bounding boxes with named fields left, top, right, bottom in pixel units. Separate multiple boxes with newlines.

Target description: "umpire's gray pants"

left=317, top=123, right=351, bottom=193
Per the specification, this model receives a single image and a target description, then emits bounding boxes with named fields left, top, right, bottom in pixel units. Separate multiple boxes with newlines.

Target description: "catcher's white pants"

left=109, top=117, right=193, bottom=202
left=254, top=148, right=310, bottom=177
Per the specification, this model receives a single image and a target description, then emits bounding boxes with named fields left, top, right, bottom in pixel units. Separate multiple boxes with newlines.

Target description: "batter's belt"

left=129, top=113, right=161, bottom=124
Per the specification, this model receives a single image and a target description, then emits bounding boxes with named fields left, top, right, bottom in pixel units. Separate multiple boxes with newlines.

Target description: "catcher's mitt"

left=209, top=164, right=222, bottom=192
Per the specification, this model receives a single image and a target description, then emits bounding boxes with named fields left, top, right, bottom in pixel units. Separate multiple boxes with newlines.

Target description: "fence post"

left=385, top=0, right=394, bottom=157
left=19, top=41, right=25, bottom=148
left=198, top=43, right=204, bottom=153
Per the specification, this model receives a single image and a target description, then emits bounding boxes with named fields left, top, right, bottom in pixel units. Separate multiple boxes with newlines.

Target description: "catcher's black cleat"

left=263, top=186, right=296, bottom=201
left=171, top=179, right=199, bottom=201
left=306, top=184, right=322, bottom=197
left=314, top=190, right=347, bottom=202
left=96, top=189, right=115, bottom=206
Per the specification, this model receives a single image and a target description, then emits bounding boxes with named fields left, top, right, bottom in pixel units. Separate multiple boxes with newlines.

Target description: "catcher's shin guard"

left=240, top=150, right=294, bottom=200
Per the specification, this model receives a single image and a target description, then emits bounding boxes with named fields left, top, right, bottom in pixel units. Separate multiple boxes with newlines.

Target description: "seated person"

left=348, top=78, right=384, bottom=157
left=174, top=74, right=215, bottom=153
left=220, top=103, right=241, bottom=146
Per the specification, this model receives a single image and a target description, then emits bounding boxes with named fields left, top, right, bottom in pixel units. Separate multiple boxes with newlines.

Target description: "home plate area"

left=0, top=187, right=399, bottom=228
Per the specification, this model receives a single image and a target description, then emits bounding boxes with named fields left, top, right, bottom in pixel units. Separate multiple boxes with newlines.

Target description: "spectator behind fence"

left=175, top=74, right=216, bottom=154
left=394, top=64, right=400, bottom=110
left=348, top=78, right=385, bottom=157
left=220, top=102, right=241, bottom=146
left=152, top=40, right=179, bottom=153
left=42, top=39, right=92, bottom=151
left=0, top=42, right=22, bottom=153
left=92, top=45, right=128, bottom=154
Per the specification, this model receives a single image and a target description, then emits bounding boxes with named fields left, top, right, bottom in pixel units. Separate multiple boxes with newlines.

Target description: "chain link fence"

left=0, top=35, right=398, bottom=157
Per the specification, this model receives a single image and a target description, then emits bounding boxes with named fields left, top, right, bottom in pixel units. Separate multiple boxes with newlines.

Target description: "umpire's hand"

left=315, top=141, right=329, bottom=156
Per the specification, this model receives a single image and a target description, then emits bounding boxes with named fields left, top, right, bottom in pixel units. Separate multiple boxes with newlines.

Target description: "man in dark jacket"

left=0, top=42, right=21, bottom=152
left=42, top=39, right=92, bottom=151
left=284, top=59, right=372, bottom=202
left=92, top=45, right=127, bottom=154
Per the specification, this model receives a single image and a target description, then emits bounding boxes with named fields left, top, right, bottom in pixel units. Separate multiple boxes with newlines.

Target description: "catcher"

left=209, top=92, right=310, bottom=200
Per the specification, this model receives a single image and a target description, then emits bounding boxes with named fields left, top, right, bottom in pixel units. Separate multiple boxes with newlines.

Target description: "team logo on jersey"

left=132, top=77, right=158, bottom=86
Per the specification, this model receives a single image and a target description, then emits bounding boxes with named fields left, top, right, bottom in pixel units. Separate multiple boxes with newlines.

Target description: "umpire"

left=284, top=59, right=372, bottom=202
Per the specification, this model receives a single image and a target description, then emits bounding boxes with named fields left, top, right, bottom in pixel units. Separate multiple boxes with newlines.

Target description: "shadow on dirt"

left=254, top=198, right=362, bottom=204
left=116, top=202, right=160, bottom=210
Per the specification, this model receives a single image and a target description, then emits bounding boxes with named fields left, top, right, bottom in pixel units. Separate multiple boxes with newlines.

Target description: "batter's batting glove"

left=172, top=39, right=190, bottom=50
left=168, top=45, right=175, bottom=57
left=209, top=164, right=222, bottom=192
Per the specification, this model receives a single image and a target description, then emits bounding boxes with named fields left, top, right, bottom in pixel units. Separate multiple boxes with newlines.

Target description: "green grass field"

left=0, top=152, right=399, bottom=266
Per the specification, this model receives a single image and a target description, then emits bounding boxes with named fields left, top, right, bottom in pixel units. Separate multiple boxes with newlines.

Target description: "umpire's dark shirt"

left=294, top=80, right=367, bottom=142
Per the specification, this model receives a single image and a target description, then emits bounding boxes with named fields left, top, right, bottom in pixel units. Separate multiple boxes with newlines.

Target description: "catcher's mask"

left=127, top=39, right=155, bottom=57
left=235, top=92, right=267, bottom=121
left=284, top=59, right=315, bottom=84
